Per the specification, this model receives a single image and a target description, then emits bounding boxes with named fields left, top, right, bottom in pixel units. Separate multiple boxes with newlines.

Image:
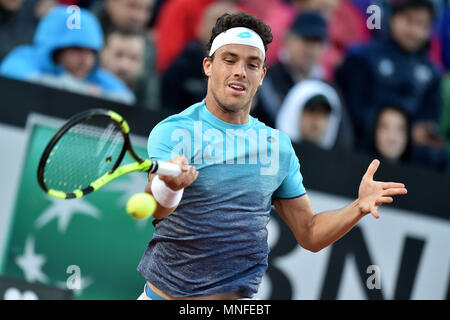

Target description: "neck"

left=204, top=93, right=251, bottom=125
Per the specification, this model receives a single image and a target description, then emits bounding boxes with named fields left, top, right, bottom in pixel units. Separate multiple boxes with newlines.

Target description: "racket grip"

left=153, top=161, right=182, bottom=176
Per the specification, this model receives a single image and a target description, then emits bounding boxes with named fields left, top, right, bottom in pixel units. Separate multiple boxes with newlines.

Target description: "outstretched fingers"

left=382, top=187, right=408, bottom=197
left=381, top=182, right=405, bottom=189
left=364, top=159, right=380, bottom=180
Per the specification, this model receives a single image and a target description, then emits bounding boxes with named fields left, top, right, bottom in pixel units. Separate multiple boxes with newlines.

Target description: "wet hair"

left=206, top=12, right=273, bottom=59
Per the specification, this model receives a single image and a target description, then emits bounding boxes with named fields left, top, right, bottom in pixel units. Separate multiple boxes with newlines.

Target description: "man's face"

left=101, top=33, right=145, bottom=86
left=106, top=0, right=154, bottom=31
left=0, top=0, right=25, bottom=11
left=284, top=34, right=325, bottom=75
left=57, top=47, right=96, bottom=79
left=390, top=8, right=432, bottom=53
left=375, top=108, right=408, bottom=161
left=203, top=44, right=266, bottom=112
left=299, top=106, right=330, bottom=144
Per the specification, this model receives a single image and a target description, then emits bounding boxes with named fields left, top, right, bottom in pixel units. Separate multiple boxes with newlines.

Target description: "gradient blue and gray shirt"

left=137, top=100, right=306, bottom=298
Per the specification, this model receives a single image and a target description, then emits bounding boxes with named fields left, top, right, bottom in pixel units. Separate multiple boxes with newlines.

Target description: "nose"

left=233, top=60, right=247, bottom=79
left=117, top=57, right=129, bottom=70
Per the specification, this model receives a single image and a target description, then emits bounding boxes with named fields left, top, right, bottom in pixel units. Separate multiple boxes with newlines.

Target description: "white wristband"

left=151, top=175, right=184, bottom=208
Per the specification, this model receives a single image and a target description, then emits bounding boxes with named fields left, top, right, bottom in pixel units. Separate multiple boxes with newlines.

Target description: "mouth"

left=227, top=82, right=247, bottom=94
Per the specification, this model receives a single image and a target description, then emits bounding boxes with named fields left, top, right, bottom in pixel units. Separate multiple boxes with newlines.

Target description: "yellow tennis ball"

left=126, top=193, right=157, bottom=219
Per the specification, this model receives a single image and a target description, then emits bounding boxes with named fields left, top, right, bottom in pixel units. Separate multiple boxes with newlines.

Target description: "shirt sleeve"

left=147, top=120, right=177, bottom=162
left=147, top=117, right=192, bottom=162
left=273, top=142, right=306, bottom=199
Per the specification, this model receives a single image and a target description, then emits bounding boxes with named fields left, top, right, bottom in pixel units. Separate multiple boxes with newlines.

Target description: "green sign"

left=1, top=115, right=154, bottom=299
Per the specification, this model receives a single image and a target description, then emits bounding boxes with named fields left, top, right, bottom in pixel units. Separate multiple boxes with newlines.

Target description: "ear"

left=203, top=57, right=212, bottom=77
left=259, top=66, right=267, bottom=86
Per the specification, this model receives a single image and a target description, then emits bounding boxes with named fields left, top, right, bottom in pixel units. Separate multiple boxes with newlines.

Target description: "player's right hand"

left=153, top=155, right=198, bottom=191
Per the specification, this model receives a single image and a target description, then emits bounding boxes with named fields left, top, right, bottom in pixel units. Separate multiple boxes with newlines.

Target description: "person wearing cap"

left=0, top=5, right=135, bottom=104
left=252, top=11, right=328, bottom=128
left=137, top=12, right=407, bottom=300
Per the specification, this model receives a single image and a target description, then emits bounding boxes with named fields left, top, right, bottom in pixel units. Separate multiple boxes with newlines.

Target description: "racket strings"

left=43, top=117, right=125, bottom=192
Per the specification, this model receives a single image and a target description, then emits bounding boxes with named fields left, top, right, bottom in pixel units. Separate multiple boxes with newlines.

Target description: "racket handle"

left=153, top=160, right=182, bottom=176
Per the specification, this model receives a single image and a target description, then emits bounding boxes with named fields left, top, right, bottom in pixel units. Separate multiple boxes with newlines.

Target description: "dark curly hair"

left=206, top=12, right=273, bottom=60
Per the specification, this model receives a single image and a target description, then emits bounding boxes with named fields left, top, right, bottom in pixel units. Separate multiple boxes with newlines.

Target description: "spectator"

left=91, top=0, right=160, bottom=110
left=370, top=105, right=450, bottom=171
left=101, top=28, right=158, bottom=108
left=101, top=29, right=145, bottom=89
left=371, top=106, right=412, bottom=164
left=0, top=0, right=57, bottom=62
left=92, top=0, right=155, bottom=34
left=0, top=6, right=135, bottom=104
left=286, top=0, right=371, bottom=81
left=335, top=0, right=442, bottom=149
left=161, top=1, right=238, bottom=112
left=252, top=11, right=327, bottom=128
left=276, top=79, right=354, bottom=150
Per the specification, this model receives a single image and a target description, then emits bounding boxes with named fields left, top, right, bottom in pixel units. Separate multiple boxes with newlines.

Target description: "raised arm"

left=273, top=159, right=407, bottom=252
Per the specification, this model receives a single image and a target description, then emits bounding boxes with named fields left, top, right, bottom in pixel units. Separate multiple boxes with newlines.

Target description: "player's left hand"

left=358, top=159, right=407, bottom=219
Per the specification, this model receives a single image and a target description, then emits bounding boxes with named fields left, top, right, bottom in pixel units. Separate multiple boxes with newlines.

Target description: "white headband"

left=209, top=27, right=265, bottom=59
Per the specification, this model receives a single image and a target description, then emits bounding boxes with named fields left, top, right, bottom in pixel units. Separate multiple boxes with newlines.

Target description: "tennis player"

left=137, top=12, right=407, bottom=300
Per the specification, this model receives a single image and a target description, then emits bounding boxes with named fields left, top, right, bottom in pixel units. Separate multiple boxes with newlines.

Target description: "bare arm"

left=273, top=160, right=407, bottom=252
left=145, top=155, right=198, bottom=220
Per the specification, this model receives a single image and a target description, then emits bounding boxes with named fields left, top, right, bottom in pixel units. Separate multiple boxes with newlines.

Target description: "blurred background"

left=0, top=0, right=448, bottom=300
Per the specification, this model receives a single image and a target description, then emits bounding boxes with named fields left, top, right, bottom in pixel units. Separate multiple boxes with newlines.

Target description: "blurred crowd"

left=1, top=0, right=449, bottom=172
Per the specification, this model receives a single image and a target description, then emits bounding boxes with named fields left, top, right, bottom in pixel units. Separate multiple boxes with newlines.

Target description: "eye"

left=224, top=59, right=234, bottom=64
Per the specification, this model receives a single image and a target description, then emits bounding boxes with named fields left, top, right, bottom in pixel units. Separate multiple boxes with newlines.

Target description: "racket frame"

left=37, top=109, right=152, bottom=199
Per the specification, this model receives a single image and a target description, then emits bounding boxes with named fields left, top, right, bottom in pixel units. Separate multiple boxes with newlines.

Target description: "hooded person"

left=0, top=5, right=135, bottom=104
left=276, top=79, right=354, bottom=150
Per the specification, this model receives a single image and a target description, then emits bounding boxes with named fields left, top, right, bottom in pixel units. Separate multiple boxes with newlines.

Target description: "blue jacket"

left=336, top=32, right=442, bottom=147
left=0, top=6, right=134, bottom=104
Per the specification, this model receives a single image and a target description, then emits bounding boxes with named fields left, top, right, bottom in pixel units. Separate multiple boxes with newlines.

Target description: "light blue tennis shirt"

left=137, top=100, right=306, bottom=298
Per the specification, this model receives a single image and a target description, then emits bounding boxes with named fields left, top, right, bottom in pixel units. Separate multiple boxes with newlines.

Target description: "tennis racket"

left=37, top=108, right=181, bottom=199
